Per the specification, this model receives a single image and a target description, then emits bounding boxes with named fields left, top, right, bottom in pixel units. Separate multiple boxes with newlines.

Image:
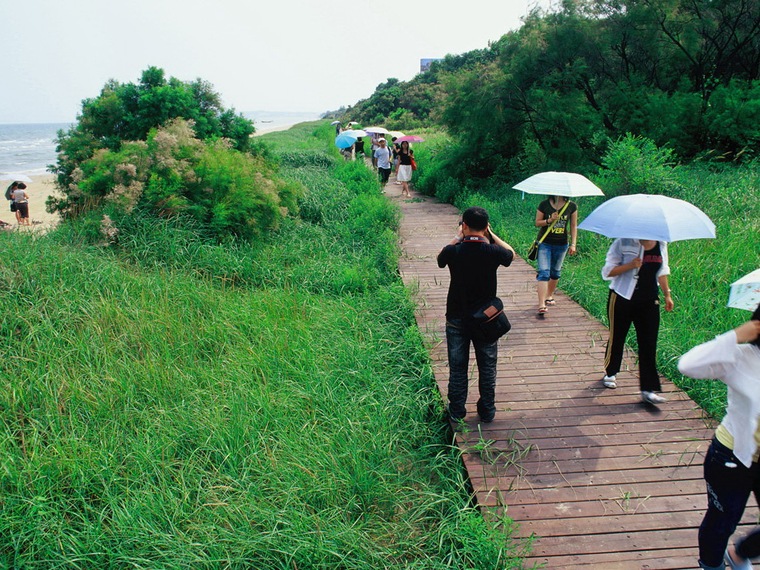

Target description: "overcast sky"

left=1, top=0, right=553, bottom=124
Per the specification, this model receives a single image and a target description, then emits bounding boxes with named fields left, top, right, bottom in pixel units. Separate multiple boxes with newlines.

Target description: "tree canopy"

left=342, top=0, right=760, bottom=179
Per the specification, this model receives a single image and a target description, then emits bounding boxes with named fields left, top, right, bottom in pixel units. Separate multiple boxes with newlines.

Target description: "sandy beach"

left=3, top=173, right=60, bottom=231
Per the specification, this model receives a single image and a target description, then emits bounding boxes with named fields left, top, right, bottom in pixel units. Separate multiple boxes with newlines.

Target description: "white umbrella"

left=1, top=173, right=33, bottom=183
left=344, top=129, right=368, bottom=137
left=388, top=131, right=406, bottom=139
left=330, top=120, right=341, bottom=126
left=578, top=194, right=716, bottom=242
left=513, top=171, right=604, bottom=197
left=728, top=268, right=760, bottom=312
left=365, top=126, right=390, bottom=134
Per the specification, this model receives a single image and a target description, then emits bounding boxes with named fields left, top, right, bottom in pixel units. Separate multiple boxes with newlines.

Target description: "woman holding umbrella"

left=601, top=238, right=673, bottom=403
left=534, top=195, right=578, bottom=315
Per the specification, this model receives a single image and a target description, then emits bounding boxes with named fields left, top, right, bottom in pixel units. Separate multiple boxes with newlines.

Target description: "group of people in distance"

left=372, top=136, right=414, bottom=198
left=438, top=203, right=760, bottom=570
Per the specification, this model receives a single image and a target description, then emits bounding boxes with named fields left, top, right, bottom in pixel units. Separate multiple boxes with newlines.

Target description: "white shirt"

left=678, top=330, right=760, bottom=467
left=374, top=146, right=392, bottom=169
left=601, top=238, right=670, bottom=300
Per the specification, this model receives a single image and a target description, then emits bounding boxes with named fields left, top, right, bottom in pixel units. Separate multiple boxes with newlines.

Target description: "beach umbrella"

left=335, top=131, right=358, bottom=149
left=578, top=194, right=716, bottom=242
left=728, top=268, right=760, bottom=312
left=365, top=126, right=390, bottom=134
left=396, top=135, right=425, bottom=143
left=1, top=173, right=33, bottom=183
left=512, top=171, right=603, bottom=197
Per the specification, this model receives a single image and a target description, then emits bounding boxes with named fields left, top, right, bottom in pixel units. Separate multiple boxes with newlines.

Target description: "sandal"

left=545, top=298, right=556, bottom=306
left=538, top=306, right=548, bottom=315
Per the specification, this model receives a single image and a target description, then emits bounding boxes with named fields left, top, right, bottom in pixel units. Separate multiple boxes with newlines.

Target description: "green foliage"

left=52, top=67, right=258, bottom=228
left=0, top=121, right=526, bottom=567
left=49, top=119, right=300, bottom=241
left=597, top=134, right=684, bottom=196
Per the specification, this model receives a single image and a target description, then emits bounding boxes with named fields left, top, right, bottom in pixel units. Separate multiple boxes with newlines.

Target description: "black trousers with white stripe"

left=604, top=289, right=662, bottom=392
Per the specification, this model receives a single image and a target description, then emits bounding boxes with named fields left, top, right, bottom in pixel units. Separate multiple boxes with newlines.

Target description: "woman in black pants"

left=600, top=238, right=673, bottom=404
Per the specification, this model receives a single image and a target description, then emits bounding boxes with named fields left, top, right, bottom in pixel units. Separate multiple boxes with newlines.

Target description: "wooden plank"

left=392, top=184, right=735, bottom=568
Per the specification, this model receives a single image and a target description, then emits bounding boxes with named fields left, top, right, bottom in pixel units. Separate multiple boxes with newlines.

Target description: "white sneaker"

left=641, top=391, right=667, bottom=405
left=602, top=375, right=617, bottom=389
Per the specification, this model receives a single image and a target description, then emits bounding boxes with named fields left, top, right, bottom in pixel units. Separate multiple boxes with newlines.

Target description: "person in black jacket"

left=437, top=207, right=514, bottom=423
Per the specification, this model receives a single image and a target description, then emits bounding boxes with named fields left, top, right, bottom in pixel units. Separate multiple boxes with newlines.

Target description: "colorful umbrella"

left=728, top=268, right=760, bottom=312
left=513, top=171, right=603, bottom=197
left=578, top=194, right=716, bottom=242
left=396, top=135, right=425, bottom=143
left=335, top=131, right=358, bottom=149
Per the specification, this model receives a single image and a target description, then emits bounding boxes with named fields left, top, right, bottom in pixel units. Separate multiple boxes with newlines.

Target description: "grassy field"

left=412, top=133, right=760, bottom=419
left=0, top=122, right=527, bottom=568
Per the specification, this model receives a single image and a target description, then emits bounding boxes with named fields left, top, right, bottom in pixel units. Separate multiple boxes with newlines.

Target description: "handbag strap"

left=537, top=199, right=571, bottom=244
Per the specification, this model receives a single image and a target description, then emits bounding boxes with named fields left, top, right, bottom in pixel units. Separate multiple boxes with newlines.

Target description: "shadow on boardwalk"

left=390, top=182, right=753, bottom=569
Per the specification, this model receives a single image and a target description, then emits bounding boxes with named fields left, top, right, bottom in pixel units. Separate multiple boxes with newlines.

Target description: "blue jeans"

left=536, top=242, right=568, bottom=281
left=698, top=438, right=760, bottom=569
left=445, top=318, right=499, bottom=421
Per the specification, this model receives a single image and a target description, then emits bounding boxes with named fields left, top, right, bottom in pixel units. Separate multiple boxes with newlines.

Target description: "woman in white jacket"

left=601, top=238, right=673, bottom=404
left=678, top=305, right=760, bottom=570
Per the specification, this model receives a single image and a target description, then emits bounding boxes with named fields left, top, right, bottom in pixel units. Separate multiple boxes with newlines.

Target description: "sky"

left=1, top=0, right=554, bottom=124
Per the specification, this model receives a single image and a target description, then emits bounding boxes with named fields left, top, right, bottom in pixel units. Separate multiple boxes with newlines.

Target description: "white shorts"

left=397, top=164, right=413, bottom=182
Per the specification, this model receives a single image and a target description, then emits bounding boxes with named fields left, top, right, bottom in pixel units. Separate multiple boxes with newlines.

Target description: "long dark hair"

left=752, top=303, right=760, bottom=348
left=400, top=140, right=410, bottom=154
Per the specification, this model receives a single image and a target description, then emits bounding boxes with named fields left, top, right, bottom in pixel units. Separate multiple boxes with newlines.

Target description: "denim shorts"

left=536, top=242, right=569, bottom=281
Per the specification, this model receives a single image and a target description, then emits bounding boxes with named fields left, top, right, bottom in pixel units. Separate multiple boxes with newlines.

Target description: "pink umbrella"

left=396, top=135, right=425, bottom=143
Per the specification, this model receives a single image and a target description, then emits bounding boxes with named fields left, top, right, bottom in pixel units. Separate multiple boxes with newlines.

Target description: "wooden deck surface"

left=391, top=183, right=754, bottom=569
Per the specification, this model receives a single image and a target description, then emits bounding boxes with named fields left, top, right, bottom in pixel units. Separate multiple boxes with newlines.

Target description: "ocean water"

left=0, top=123, right=71, bottom=176
left=0, top=111, right=322, bottom=176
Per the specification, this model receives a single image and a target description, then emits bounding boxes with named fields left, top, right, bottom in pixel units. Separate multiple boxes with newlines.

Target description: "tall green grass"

left=0, top=121, right=526, bottom=568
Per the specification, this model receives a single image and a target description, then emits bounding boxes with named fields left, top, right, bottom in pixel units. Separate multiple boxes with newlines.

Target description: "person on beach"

left=396, top=140, right=414, bottom=198
left=601, top=238, right=673, bottom=405
left=11, top=182, right=30, bottom=226
left=534, top=195, right=577, bottom=315
left=374, top=138, right=392, bottom=185
left=437, top=206, right=515, bottom=423
left=678, top=304, right=760, bottom=570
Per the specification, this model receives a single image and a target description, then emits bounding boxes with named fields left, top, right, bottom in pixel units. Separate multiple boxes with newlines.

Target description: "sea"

left=0, top=111, right=322, bottom=176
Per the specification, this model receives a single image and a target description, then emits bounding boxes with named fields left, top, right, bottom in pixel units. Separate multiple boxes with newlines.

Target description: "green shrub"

left=596, top=134, right=683, bottom=196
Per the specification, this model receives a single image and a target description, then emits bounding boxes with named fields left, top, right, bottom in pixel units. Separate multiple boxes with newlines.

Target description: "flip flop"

left=545, top=298, right=556, bottom=306
left=538, top=306, right=548, bottom=315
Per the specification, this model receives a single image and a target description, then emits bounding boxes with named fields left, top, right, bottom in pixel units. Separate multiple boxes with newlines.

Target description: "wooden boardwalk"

left=391, top=183, right=754, bottom=569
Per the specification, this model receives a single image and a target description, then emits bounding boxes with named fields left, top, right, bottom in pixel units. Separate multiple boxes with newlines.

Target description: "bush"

left=596, top=134, right=683, bottom=196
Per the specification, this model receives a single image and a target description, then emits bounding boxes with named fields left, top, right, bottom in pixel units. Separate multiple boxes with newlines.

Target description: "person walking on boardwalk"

left=396, top=140, right=414, bottom=198
left=601, top=238, right=673, bottom=404
left=678, top=304, right=760, bottom=570
left=374, top=138, right=392, bottom=185
left=437, top=206, right=515, bottom=423
left=534, top=195, right=577, bottom=315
